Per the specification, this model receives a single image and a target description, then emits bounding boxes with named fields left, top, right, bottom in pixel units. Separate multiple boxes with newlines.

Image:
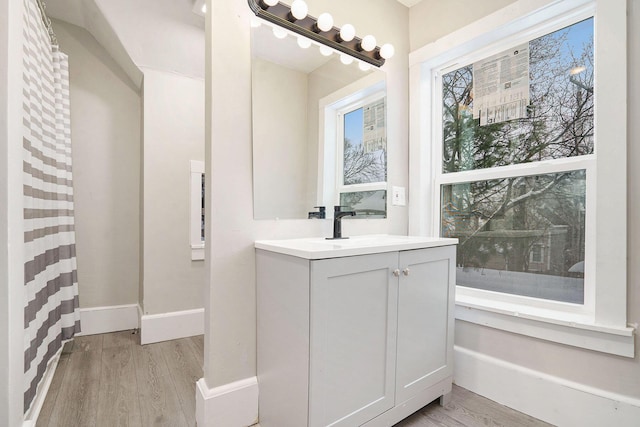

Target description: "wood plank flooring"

left=36, top=331, right=204, bottom=427
left=394, top=385, right=553, bottom=427
left=37, top=331, right=551, bottom=427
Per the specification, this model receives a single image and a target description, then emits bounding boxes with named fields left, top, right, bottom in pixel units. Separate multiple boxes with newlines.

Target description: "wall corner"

left=196, top=377, right=258, bottom=427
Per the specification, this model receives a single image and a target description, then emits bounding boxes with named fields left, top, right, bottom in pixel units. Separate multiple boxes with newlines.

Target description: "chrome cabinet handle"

left=402, top=268, right=410, bottom=276
left=392, top=269, right=400, bottom=277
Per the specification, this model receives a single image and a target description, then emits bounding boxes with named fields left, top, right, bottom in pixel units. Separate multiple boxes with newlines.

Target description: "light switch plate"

left=392, top=186, right=406, bottom=206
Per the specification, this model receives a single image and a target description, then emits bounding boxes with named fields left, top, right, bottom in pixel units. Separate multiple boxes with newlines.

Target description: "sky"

left=344, top=107, right=363, bottom=147
left=562, top=17, right=593, bottom=54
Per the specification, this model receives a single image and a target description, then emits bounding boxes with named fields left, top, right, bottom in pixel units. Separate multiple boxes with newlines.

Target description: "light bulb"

left=201, top=3, right=207, bottom=13
left=290, top=0, right=308, bottom=20
left=319, top=45, right=333, bottom=56
left=263, top=0, right=278, bottom=6
left=272, top=27, right=287, bottom=39
left=339, top=24, right=355, bottom=42
left=358, top=62, right=371, bottom=72
left=250, top=17, right=262, bottom=28
left=360, top=35, right=376, bottom=52
left=316, top=13, right=333, bottom=32
left=297, top=37, right=311, bottom=49
left=379, top=43, right=395, bottom=60
left=340, top=54, right=354, bottom=65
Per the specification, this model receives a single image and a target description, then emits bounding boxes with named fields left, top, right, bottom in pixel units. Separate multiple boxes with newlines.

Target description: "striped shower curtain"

left=22, top=0, right=80, bottom=413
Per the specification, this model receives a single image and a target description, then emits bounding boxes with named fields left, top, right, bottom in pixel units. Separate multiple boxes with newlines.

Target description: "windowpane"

left=340, top=190, right=386, bottom=219
left=442, top=18, right=594, bottom=173
left=343, top=98, right=387, bottom=184
left=441, top=170, right=586, bottom=303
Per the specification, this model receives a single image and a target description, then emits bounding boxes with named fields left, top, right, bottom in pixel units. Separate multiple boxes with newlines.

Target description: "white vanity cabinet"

left=256, top=236, right=456, bottom=427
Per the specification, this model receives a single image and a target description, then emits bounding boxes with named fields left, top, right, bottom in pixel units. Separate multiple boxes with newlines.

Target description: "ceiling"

left=46, top=0, right=205, bottom=86
left=396, top=0, right=423, bottom=6
left=44, top=0, right=422, bottom=87
left=252, top=23, right=333, bottom=74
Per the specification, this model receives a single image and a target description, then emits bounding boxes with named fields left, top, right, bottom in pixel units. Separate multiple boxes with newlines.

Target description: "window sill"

left=191, top=244, right=205, bottom=261
left=455, top=294, right=635, bottom=357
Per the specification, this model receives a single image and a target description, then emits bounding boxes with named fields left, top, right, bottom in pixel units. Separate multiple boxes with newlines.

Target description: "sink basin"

left=255, top=234, right=458, bottom=259
left=316, top=235, right=411, bottom=247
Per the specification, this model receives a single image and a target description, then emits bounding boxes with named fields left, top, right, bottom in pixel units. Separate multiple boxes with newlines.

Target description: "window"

left=439, top=15, right=592, bottom=305
left=190, top=160, right=205, bottom=261
left=409, top=0, right=633, bottom=356
left=337, top=95, right=387, bottom=218
left=319, top=76, right=387, bottom=219
left=529, top=243, right=544, bottom=265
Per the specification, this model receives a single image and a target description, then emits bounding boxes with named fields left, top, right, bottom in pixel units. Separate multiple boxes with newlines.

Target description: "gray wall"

left=0, top=4, right=206, bottom=424
left=51, top=18, right=206, bottom=318
left=53, top=20, right=142, bottom=309
left=141, top=68, right=205, bottom=315
left=206, top=0, right=409, bottom=388
left=306, top=59, right=384, bottom=211
left=409, top=0, right=516, bottom=51
left=252, top=56, right=373, bottom=219
left=410, top=0, right=640, bottom=399
left=252, top=58, right=309, bottom=220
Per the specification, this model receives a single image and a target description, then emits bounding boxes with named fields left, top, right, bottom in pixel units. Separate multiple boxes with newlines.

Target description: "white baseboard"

left=454, top=345, right=640, bottom=426
left=76, top=304, right=139, bottom=336
left=23, top=347, right=63, bottom=427
left=140, top=307, right=204, bottom=344
left=196, top=377, right=259, bottom=427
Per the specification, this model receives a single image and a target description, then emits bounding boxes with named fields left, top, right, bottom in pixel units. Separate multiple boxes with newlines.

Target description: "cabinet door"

left=309, top=252, right=398, bottom=427
left=395, top=246, right=455, bottom=404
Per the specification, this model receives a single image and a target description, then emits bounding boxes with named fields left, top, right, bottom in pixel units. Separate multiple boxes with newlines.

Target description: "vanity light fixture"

left=290, top=0, right=308, bottom=20
left=338, top=24, right=356, bottom=43
left=315, top=13, right=333, bottom=32
left=297, top=36, right=312, bottom=49
left=340, top=54, right=354, bottom=65
left=250, top=16, right=262, bottom=27
left=358, top=62, right=372, bottom=72
left=319, top=45, right=333, bottom=57
left=379, top=43, right=395, bottom=60
left=248, top=0, right=393, bottom=67
left=360, top=35, right=376, bottom=52
left=272, top=26, right=288, bottom=39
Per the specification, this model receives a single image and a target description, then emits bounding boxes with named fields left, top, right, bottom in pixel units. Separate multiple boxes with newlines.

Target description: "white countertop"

left=255, top=234, right=458, bottom=260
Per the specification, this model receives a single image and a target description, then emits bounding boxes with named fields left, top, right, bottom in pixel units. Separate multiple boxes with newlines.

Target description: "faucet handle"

left=309, top=206, right=326, bottom=219
left=334, top=205, right=351, bottom=212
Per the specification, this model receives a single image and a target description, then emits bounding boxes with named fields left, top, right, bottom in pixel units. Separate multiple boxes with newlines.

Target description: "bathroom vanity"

left=255, top=235, right=457, bottom=427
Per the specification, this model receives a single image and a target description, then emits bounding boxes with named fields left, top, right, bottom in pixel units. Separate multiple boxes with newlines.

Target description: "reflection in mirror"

left=336, top=92, right=387, bottom=218
left=251, top=22, right=386, bottom=220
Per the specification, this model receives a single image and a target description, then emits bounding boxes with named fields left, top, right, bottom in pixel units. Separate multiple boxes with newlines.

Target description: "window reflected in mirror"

left=250, top=21, right=385, bottom=220
left=338, top=95, right=387, bottom=218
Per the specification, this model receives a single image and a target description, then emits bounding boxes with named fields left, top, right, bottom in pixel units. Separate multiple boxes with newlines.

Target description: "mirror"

left=251, top=22, right=386, bottom=220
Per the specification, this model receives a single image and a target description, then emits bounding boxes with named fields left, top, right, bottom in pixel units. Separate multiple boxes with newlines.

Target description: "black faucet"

left=326, top=205, right=356, bottom=240
left=308, top=206, right=326, bottom=219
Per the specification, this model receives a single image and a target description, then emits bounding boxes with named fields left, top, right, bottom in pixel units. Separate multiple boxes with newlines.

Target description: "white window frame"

left=318, top=74, right=387, bottom=217
left=409, top=0, right=634, bottom=357
left=335, top=92, right=388, bottom=205
left=190, top=160, right=205, bottom=261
